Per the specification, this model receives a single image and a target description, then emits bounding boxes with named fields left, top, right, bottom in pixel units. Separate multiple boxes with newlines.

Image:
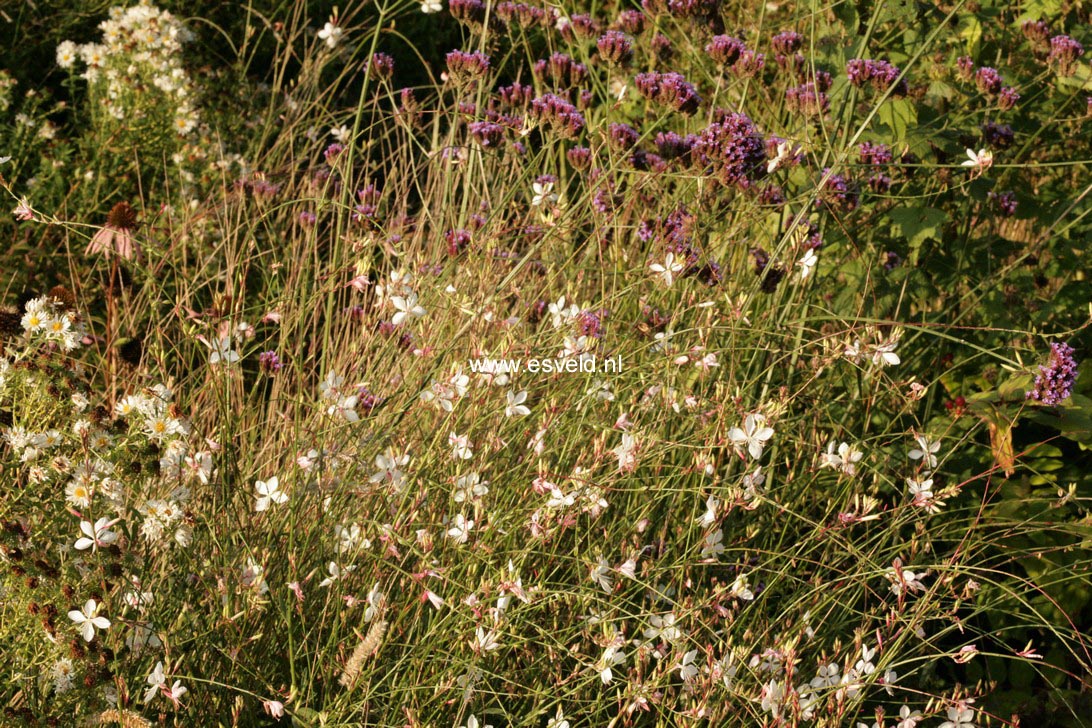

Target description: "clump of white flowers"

left=55, top=2, right=200, bottom=138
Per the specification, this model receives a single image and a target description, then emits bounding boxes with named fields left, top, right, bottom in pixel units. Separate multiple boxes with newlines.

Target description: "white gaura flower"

left=548, top=296, right=579, bottom=328
left=677, top=649, right=700, bottom=682
left=649, top=252, right=685, bottom=287
left=590, top=556, right=613, bottom=593
left=728, top=413, right=774, bottom=460
left=598, top=644, right=626, bottom=684
left=74, top=517, right=119, bottom=552
left=818, top=441, right=864, bottom=476
left=317, top=20, right=343, bottom=49
left=701, top=528, right=724, bottom=557
left=531, top=180, right=557, bottom=207
left=447, top=513, right=474, bottom=543
left=319, top=561, right=356, bottom=588
left=390, top=291, right=426, bottom=325
left=698, top=494, right=720, bottom=528
left=797, top=248, right=818, bottom=279
left=144, top=661, right=166, bottom=703
left=453, top=472, right=488, bottom=502
left=505, top=389, right=531, bottom=417
left=938, top=703, right=977, bottom=728
left=730, top=573, right=754, bottom=601
left=420, top=0, right=443, bottom=13
left=471, top=625, right=500, bottom=652
left=68, top=599, right=111, bottom=642
left=461, top=715, right=493, bottom=728
left=207, top=334, right=240, bottom=365
left=254, top=476, right=287, bottom=512
left=449, top=432, right=473, bottom=460
left=908, top=434, right=941, bottom=470
left=961, top=148, right=992, bottom=177
left=546, top=707, right=570, bottom=728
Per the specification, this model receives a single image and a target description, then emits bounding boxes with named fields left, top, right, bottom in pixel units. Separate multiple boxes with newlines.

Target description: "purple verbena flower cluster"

left=634, top=71, right=702, bottom=115
left=1026, top=342, right=1079, bottom=406
left=846, top=58, right=907, bottom=95
left=691, top=109, right=767, bottom=188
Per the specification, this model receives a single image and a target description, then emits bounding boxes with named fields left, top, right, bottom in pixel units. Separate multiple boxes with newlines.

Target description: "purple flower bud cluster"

left=987, top=190, right=1018, bottom=217
left=498, top=82, right=534, bottom=109
left=576, top=308, right=609, bottom=338
left=445, top=228, right=472, bottom=256
left=771, top=31, right=803, bottom=55
left=1026, top=342, right=1079, bottom=406
left=353, top=185, right=380, bottom=224
left=355, top=386, right=384, bottom=413
left=1021, top=20, right=1051, bottom=48
left=998, top=86, right=1021, bottom=111
left=608, top=123, right=640, bottom=150
left=445, top=50, right=491, bottom=80
left=858, top=142, right=893, bottom=166
left=597, top=30, right=634, bottom=65
left=667, top=0, right=716, bottom=18
left=705, top=34, right=747, bottom=66
left=651, top=33, right=674, bottom=62
left=449, top=0, right=487, bottom=25
left=299, top=210, right=317, bottom=226
left=533, top=53, right=588, bottom=88
left=786, top=82, right=829, bottom=117
left=1048, top=35, right=1085, bottom=76
left=324, top=143, right=344, bottom=165
left=258, top=350, right=283, bottom=374
left=655, top=131, right=696, bottom=162
left=981, top=122, right=1014, bottom=149
left=495, top=2, right=548, bottom=29
left=529, top=94, right=586, bottom=138
left=570, top=13, right=602, bottom=39
left=692, top=109, right=768, bottom=188
left=975, top=66, right=1003, bottom=95
left=369, top=53, right=395, bottom=80
left=956, top=56, right=975, bottom=81
left=634, top=71, right=702, bottom=115
left=615, top=9, right=646, bottom=34
left=818, top=169, right=858, bottom=212
left=469, top=121, right=506, bottom=148
left=846, top=58, right=907, bottom=95
left=883, top=251, right=902, bottom=270
left=751, top=247, right=785, bottom=292
left=567, top=146, right=592, bottom=169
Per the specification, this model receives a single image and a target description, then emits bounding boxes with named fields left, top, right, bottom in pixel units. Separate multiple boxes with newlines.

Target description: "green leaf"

left=958, top=15, right=983, bottom=57
left=889, top=206, right=946, bottom=264
left=876, top=98, right=916, bottom=144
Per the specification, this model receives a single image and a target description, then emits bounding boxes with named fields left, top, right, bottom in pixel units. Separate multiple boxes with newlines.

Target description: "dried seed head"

left=106, top=201, right=138, bottom=230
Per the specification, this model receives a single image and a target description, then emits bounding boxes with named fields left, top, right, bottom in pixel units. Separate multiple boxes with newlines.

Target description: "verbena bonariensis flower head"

left=785, top=82, right=828, bottom=117
left=1021, top=20, right=1051, bottom=48
left=655, top=131, right=695, bottom=161
left=445, top=228, right=472, bottom=256
left=974, top=66, right=1003, bottom=95
left=998, top=86, right=1020, bottom=111
left=981, top=121, right=1014, bottom=149
left=495, top=2, right=547, bottom=29
left=956, top=56, right=975, bottom=81
left=615, top=9, right=645, bottom=34
left=449, top=0, right=487, bottom=25
left=772, top=30, right=804, bottom=57
left=692, top=109, right=767, bottom=188
left=369, top=52, right=395, bottom=80
left=608, top=123, right=640, bottom=150
left=597, top=30, right=633, bottom=65
left=858, top=142, right=893, bottom=166
left=567, top=146, right=592, bottom=169
left=530, top=93, right=586, bottom=138
left=817, top=169, right=858, bottom=212
left=846, top=58, right=907, bottom=95
left=634, top=71, right=702, bottom=114
left=987, top=190, right=1018, bottom=217
left=705, top=34, right=746, bottom=66
left=1027, top=342, right=1079, bottom=406
left=445, top=50, right=491, bottom=80
left=498, top=82, right=534, bottom=109
left=1048, top=35, right=1085, bottom=76
left=469, top=121, right=506, bottom=148
left=534, top=53, right=588, bottom=88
